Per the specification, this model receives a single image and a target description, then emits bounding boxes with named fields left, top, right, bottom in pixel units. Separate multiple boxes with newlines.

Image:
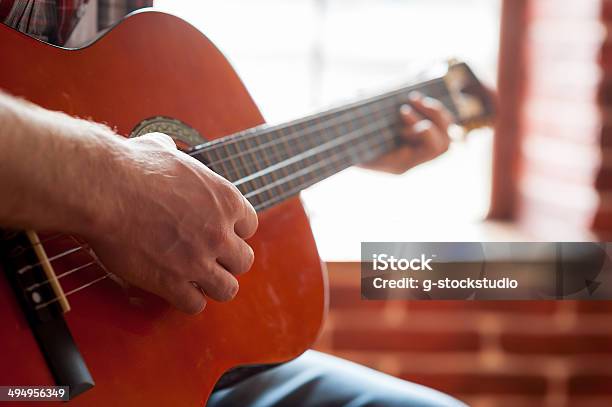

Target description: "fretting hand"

left=363, top=92, right=454, bottom=174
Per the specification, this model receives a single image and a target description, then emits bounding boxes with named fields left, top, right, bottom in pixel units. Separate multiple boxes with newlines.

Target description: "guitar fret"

left=258, top=131, right=275, bottom=203
left=234, top=137, right=249, bottom=180
left=246, top=133, right=264, bottom=172
left=283, top=126, right=298, bottom=192
left=191, top=76, right=459, bottom=211
left=269, top=128, right=286, bottom=180
left=249, top=135, right=266, bottom=192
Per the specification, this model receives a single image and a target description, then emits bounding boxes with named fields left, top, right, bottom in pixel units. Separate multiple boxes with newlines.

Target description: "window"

left=155, top=0, right=501, bottom=260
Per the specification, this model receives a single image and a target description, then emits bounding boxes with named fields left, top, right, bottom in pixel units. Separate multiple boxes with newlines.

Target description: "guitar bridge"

left=0, top=230, right=94, bottom=399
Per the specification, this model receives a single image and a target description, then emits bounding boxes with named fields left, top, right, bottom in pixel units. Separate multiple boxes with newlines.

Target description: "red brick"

left=501, top=333, right=612, bottom=355
left=400, top=373, right=547, bottom=396
left=602, top=0, right=612, bottom=21
left=576, top=301, right=612, bottom=313
left=569, top=374, right=612, bottom=395
left=329, top=286, right=386, bottom=309
left=531, top=0, right=600, bottom=20
left=595, top=169, right=612, bottom=190
left=526, top=78, right=596, bottom=103
left=599, top=43, right=612, bottom=70
left=600, top=125, right=612, bottom=147
left=567, top=398, right=612, bottom=407
left=593, top=211, right=612, bottom=231
left=523, top=154, right=598, bottom=187
left=525, top=118, right=600, bottom=144
left=332, top=329, right=480, bottom=352
left=406, top=301, right=557, bottom=314
left=599, top=79, right=612, bottom=105
left=518, top=193, right=595, bottom=229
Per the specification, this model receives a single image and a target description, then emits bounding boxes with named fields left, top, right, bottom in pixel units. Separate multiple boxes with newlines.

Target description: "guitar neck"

left=191, top=75, right=456, bottom=212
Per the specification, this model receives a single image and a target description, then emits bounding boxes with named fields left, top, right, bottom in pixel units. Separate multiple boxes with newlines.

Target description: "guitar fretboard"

left=190, top=76, right=455, bottom=212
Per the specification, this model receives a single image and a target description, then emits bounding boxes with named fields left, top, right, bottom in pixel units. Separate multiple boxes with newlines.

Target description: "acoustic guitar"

left=0, top=10, right=494, bottom=406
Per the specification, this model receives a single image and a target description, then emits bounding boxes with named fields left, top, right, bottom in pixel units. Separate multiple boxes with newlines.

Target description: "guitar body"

left=0, top=11, right=327, bottom=406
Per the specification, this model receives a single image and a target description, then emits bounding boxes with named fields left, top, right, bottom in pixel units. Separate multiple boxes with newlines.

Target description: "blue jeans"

left=207, top=351, right=466, bottom=407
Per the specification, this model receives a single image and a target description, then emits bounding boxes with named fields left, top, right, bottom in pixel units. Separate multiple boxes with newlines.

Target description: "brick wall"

left=312, top=1, right=612, bottom=405
left=493, top=0, right=612, bottom=238
left=313, top=263, right=612, bottom=407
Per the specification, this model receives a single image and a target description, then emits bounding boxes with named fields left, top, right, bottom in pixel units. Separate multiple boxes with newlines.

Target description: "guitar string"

left=19, top=112, right=397, bottom=279
left=241, top=116, right=397, bottom=199
left=191, top=91, right=452, bottom=180
left=20, top=89, right=463, bottom=303
left=26, top=131, right=390, bottom=302
left=24, top=115, right=397, bottom=292
left=22, top=83, right=469, bottom=302
left=29, top=120, right=400, bottom=310
left=195, top=93, right=454, bottom=183
left=18, top=88, right=449, bottom=275
left=20, top=235, right=104, bottom=288
left=38, top=233, right=66, bottom=244
left=196, top=96, right=452, bottom=203
left=34, top=274, right=110, bottom=310
left=23, top=79, right=464, bottom=307
left=17, top=246, right=82, bottom=275
left=204, top=94, right=449, bottom=183
left=198, top=107, right=390, bottom=180
left=192, top=92, right=403, bottom=170
left=252, top=127, right=396, bottom=211
left=188, top=76, right=447, bottom=157
left=25, top=261, right=97, bottom=292
left=232, top=111, right=397, bottom=188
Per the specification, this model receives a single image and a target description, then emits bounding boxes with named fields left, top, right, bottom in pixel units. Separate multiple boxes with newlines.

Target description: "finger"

left=139, top=132, right=177, bottom=150
left=399, top=104, right=422, bottom=126
left=408, top=92, right=455, bottom=132
left=234, top=198, right=258, bottom=239
left=402, top=119, right=434, bottom=143
left=167, top=281, right=207, bottom=315
left=367, top=147, right=415, bottom=174
left=403, top=120, right=450, bottom=156
left=193, top=262, right=239, bottom=302
left=400, top=104, right=449, bottom=149
left=217, top=236, right=255, bottom=276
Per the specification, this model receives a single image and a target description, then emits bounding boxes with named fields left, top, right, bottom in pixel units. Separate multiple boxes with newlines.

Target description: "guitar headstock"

left=444, top=61, right=495, bottom=131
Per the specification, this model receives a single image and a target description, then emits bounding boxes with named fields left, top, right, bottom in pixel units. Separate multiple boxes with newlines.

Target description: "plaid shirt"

left=0, top=0, right=151, bottom=45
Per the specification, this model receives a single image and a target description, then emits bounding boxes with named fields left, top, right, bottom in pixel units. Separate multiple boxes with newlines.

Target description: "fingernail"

left=400, top=104, right=413, bottom=114
left=229, top=280, right=239, bottom=299
left=408, top=91, right=422, bottom=101
left=422, top=96, right=438, bottom=107
left=197, top=299, right=207, bottom=314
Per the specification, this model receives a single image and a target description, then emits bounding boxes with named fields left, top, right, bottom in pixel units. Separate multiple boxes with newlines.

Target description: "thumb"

left=137, top=132, right=177, bottom=150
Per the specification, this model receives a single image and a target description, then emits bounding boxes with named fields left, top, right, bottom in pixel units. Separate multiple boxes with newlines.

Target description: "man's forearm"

left=0, top=91, right=258, bottom=312
left=0, top=91, right=121, bottom=235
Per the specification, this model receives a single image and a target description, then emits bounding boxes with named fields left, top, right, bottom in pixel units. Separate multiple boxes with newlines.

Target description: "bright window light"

left=155, top=0, right=501, bottom=260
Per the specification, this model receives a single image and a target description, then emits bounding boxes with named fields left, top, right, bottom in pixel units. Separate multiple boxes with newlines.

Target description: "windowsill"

left=310, top=218, right=536, bottom=263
